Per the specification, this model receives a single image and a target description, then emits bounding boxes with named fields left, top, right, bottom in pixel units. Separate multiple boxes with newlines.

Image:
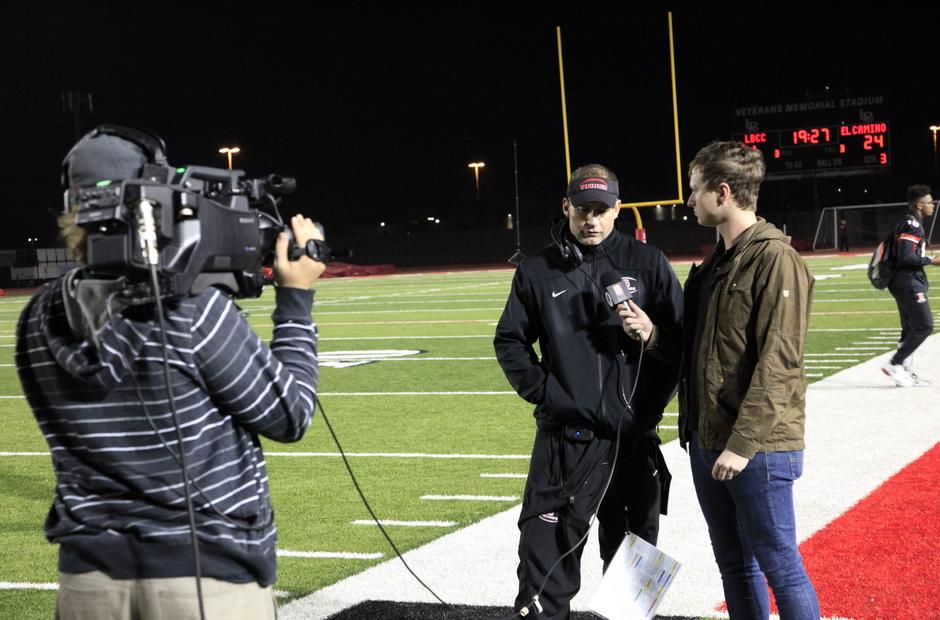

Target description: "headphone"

left=550, top=215, right=583, bottom=270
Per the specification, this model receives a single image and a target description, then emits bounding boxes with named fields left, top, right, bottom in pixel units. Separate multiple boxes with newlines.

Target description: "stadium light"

left=468, top=162, right=486, bottom=200
left=218, top=146, right=241, bottom=170
left=930, top=125, right=940, bottom=175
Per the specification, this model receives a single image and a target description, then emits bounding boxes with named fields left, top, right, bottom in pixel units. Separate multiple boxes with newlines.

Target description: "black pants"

left=889, top=285, right=933, bottom=365
left=514, top=429, right=666, bottom=619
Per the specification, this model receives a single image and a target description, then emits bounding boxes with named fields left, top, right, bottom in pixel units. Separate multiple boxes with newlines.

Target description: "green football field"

left=0, top=253, right=935, bottom=619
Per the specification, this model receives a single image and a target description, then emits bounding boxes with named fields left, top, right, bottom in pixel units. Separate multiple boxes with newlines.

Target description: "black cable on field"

left=316, top=396, right=453, bottom=609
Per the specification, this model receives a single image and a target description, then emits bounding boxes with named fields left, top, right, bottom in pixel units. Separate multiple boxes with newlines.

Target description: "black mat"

left=326, top=601, right=695, bottom=619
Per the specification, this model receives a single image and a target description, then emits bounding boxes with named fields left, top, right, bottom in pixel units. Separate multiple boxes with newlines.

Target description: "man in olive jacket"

left=679, top=142, right=820, bottom=619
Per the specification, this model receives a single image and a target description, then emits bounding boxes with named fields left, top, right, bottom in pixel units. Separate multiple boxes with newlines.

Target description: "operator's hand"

left=712, top=449, right=750, bottom=482
left=930, top=255, right=940, bottom=266
left=617, top=299, right=653, bottom=342
left=274, top=214, right=326, bottom=289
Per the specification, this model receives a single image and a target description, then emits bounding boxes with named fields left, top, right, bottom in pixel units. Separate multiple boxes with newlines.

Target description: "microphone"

left=601, top=271, right=634, bottom=309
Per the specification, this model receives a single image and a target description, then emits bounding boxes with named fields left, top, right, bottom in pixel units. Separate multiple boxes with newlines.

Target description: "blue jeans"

left=690, top=434, right=820, bottom=620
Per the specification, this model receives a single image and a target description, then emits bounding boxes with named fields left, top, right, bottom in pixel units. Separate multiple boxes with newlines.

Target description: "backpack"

left=868, top=231, right=896, bottom=289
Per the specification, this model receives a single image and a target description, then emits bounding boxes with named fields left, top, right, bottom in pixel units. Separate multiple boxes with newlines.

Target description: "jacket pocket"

left=705, top=361, right=745, bottom=437
left=717, top=271, right=754, bottom=329
left=537, top=371, right=592, bottom=427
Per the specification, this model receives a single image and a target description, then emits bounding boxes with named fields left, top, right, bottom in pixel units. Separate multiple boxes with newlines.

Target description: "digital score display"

left=732, top=122, right=891, bottom=179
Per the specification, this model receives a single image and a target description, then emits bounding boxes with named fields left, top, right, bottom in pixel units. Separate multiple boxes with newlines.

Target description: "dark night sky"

left=2, top=4, right=939, bottom=248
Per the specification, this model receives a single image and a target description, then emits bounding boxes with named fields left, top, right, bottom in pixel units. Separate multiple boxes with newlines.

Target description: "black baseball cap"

left=566, top=173, right=619, bottom=209
left=61, top=124, right=167, bottom=188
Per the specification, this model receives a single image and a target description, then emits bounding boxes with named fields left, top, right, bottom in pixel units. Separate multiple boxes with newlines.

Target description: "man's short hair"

left=907, top=184, right=932, bottom=207
left=689, top=141, right=765, bottom=212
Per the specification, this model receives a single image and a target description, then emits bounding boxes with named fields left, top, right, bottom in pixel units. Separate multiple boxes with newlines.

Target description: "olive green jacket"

left=678, top=219, right=814, bottom=459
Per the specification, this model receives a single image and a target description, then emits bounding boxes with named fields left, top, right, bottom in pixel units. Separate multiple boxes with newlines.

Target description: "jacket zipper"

left=592, top=256, right=606, bottom=430
left=702, top=253, right=740, bottom=438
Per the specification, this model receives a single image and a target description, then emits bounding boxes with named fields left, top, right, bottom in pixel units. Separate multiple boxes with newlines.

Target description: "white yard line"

left=315, top=308, right=503, bottom=315
left=266, top=452, right=530, bottom=460
left=480, top=473, right=527, bottom=479
left=0, top=391, right=521, bottom=399
left=363, top=357, right=497, bottom=361
left=0, top=582, right=58, bottom=590
left=351, top=520, right=458, bottom=527
left=807, top=328, right=897, bottom=332
left=421, top=495, right=518, bottom=502
left=3, top=451, right=531, bottom=460
left=320, top=391, right=516, bottom=396
left=813, top=297, right=940, bottom=303
left=314, top=320, right=496, bottom=326
left=278, top=550, right=383, bottom=560
left=317, top=298, right=507, bottom=306
left=813, top=311, right=901, bottom=315
left=320, top=335, right=492, bottom=341
left=834, top=347, right=890, bottom=351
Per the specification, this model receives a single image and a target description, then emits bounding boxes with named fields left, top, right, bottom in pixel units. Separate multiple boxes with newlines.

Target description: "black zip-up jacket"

left=890, top=212, right=932, bottom=292
left=494, top=229, right=683, bottom=437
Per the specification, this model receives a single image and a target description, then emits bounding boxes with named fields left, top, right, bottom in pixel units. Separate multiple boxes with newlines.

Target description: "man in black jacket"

left=494, top=164, right=682, bottom=619
left=881, top=184, right=940, bottom=386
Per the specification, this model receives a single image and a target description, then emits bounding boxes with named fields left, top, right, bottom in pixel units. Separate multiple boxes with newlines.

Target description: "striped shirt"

left=15, top=278, right=318, bottom=586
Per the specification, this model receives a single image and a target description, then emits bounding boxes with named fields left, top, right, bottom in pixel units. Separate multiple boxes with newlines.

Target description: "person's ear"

left=717, top=182, right=731, bottom=205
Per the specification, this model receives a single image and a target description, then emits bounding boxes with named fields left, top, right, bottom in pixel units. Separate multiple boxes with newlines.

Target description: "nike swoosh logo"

left=552, top=290, right=567, bottom=298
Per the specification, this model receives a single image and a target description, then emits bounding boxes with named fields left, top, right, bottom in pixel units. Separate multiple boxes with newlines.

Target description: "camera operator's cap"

left=61, top=124, right=167, bottom=188
left=566, top=174, right=619, bottom=209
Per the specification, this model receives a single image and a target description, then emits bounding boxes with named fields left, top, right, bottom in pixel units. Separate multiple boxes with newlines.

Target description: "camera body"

left=72, top=162, right=291, bottom=303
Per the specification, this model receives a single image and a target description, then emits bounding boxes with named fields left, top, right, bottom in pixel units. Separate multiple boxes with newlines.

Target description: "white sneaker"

left=882, top=363, right=915, bottom=387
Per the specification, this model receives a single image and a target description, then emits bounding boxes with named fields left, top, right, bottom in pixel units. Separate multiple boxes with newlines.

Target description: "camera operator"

left=16, top=127, right=325, bottom=619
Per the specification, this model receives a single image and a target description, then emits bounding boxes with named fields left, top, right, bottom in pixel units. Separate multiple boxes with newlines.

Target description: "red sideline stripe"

left=801, top=442, right=940, bottom=619
left=718, top=442, right=940, bottom=618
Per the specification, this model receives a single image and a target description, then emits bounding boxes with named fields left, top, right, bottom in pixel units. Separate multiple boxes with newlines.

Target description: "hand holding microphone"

left=618, top=299, right=653, bottom=342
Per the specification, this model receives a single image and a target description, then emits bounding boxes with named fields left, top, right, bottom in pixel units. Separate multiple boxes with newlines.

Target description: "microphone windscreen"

left=600, top=271, right=622, bottom=288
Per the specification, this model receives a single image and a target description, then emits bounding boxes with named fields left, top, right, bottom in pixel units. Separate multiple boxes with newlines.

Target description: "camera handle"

left=281, top=222, right=331, bottom=264
left=288, top=238, right=333, bottom=264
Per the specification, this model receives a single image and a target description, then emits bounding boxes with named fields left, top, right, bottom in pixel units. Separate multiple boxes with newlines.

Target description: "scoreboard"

left=732, top=121, right=891, bottom=180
